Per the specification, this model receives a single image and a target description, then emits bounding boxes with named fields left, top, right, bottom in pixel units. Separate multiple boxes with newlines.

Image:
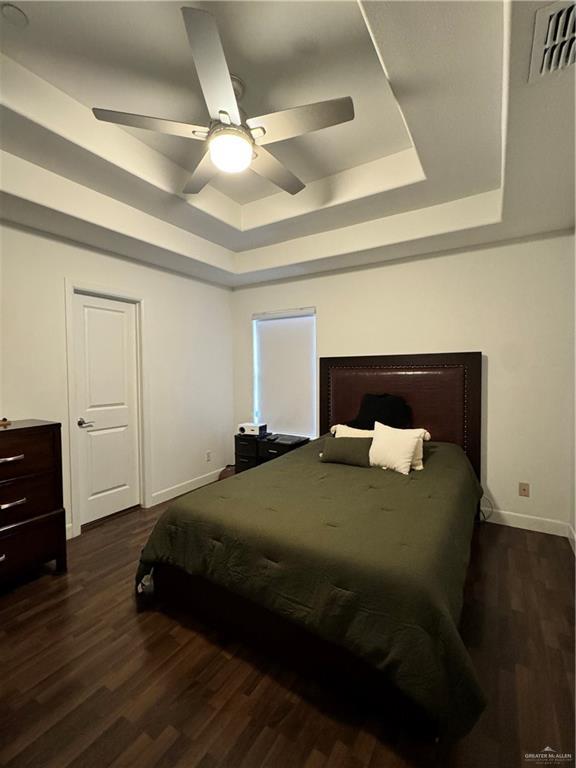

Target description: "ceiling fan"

left=92, top=7, right=355, bottom=196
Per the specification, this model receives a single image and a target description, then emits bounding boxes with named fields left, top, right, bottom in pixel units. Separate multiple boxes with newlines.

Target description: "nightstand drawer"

left=0, top=429, right=57, bottom=482
left=258, top=439, right=309, bottom=460
left=258, top=442, right=292, bottom=460
left=234, top=436, right=259, bottom=457
left=0, top=473, right=60, bottom=528
left=235, top=456, right=262, bottom=472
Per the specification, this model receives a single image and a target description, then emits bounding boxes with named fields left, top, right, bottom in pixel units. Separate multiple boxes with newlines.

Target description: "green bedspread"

left=137, top=439, right=485, bottom=738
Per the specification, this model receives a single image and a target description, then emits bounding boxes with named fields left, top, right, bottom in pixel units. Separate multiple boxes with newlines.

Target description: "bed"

left=137, top=352, right=485, bottom=739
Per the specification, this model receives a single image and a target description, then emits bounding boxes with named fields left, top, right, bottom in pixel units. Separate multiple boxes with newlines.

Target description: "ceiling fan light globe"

left=209, top=131, right=252, bottom=173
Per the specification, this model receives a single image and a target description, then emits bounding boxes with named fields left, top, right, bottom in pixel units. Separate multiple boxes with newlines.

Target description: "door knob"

left=77, top=418, right=95, bottom=428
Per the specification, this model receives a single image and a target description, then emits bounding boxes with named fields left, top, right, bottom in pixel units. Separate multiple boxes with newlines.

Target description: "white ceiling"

left=0, top=1, right=573, bottom=286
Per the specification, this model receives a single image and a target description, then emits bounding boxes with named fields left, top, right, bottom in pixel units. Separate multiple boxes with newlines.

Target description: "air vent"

left=529, top=1, right=575, bottom=83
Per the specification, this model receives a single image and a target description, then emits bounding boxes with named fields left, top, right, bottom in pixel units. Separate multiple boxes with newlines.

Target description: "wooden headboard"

left=319, top=352, right=482, bottom=478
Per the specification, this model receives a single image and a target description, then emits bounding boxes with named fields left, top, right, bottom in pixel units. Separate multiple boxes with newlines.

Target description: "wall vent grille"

left=529, top=1, right=575, bottom=83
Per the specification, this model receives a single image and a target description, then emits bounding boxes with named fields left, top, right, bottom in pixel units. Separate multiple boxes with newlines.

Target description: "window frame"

left=252, top=307, right=317, bottom=437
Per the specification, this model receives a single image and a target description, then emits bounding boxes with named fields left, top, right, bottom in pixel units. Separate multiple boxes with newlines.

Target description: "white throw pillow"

left=330, top=424, right=374, bottom=439
left=369, top=422, right=422, bottom=475
left=403, top=427, right=431, bottom=470
left=332, top=423, right=430, bottom=470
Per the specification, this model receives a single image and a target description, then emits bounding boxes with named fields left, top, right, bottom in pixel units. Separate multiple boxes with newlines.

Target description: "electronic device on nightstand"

left=237, top=422, right=268, bottom=436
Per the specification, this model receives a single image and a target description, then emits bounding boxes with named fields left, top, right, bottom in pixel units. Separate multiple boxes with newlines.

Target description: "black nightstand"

left=234, top=434, right=309, bottom=473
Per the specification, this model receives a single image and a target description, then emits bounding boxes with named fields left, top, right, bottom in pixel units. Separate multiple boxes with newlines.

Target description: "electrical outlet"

left=205, top=450, right=212, bottom=463
left=519, top=482, right=530, bottom=498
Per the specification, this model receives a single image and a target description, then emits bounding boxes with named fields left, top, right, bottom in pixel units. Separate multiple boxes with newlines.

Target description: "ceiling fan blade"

left=251, top=147, right=305, bottom=195
left=246, top=96, right=354, bottom=145
left=181, top=7, right=241, bottom=125
left=92, top=108, right=208, bottom=139
left=182, top=151, right=217, bottom=194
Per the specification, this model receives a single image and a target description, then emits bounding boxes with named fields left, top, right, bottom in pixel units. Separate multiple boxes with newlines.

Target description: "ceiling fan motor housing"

left=230, top=75, right=246, bottom=103
left=208, top=123, right=254, bottom=147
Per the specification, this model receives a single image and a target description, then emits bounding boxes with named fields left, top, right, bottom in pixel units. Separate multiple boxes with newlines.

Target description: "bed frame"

left=149, top=351, right=482, bottom=735
left=320, top=351, right=482, bottom=479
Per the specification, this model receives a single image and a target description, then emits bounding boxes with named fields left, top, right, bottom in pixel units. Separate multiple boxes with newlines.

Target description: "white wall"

left=233, top=234, right=575, bottom=538
left=2, top=224, right=573, bottom=542
left=0, top=223, right=235, bottom=536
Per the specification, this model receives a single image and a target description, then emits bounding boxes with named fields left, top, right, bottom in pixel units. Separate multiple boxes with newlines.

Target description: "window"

left=253, top=309, right=317, bottom=437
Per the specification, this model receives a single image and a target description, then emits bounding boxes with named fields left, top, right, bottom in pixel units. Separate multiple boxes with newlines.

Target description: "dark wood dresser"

left=0, top=420, right=67, bottom=584
left=235, top=433, right=310, bottom=473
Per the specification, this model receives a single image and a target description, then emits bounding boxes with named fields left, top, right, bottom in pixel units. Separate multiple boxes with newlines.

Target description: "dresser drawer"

left=234, top=435, right=259, bottom=457
left=0, top=513, right=64, bottom=579
left=0, top=429, right=57, bottom=482
left=0, top=473, right=60, bottom=528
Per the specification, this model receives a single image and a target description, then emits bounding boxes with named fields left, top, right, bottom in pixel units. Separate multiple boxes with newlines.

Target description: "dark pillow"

left=320, top=437, right=372, bottom=467
left=347, top=393, right=412, bottom=430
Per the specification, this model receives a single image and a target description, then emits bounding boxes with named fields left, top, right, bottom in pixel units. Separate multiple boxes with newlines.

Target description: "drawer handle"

left=0, top=454, right=24, bottom=464
left=0, top=497, right=27, bottom=510
left=0, top=554, right=5, bottom=563
left=268, top=449, right=279, bottom=454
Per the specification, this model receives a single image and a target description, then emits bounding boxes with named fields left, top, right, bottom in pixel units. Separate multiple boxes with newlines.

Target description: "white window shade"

left=253, top=311, right=317, bottom=437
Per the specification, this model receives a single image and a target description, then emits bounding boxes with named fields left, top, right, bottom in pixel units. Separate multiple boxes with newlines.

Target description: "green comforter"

left=137, top=439, right=485, bottom=738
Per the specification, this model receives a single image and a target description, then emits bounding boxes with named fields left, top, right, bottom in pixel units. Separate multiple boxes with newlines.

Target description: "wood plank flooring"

left=0, top=505, right=574, bottom=768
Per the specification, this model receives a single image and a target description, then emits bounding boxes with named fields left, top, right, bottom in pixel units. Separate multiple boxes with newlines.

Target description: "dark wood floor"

left=0, top=506, right=573, bottom=768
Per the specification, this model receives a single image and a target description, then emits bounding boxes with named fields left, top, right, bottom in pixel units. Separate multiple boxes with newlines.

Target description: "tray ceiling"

left=0, top=1, right=573, bottom=286
left=0, top=1, right=412, bottom=204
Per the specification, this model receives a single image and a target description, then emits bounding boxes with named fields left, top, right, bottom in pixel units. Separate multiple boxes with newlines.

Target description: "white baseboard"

left=484, top=507, right=574, bottom=544
left=147, top=467, right=224, bottom=507
left=64, top=469, right=224, bottom=538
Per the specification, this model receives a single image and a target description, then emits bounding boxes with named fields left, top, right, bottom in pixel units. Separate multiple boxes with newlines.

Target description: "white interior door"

left=73, top=293, right=140, bottom=525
